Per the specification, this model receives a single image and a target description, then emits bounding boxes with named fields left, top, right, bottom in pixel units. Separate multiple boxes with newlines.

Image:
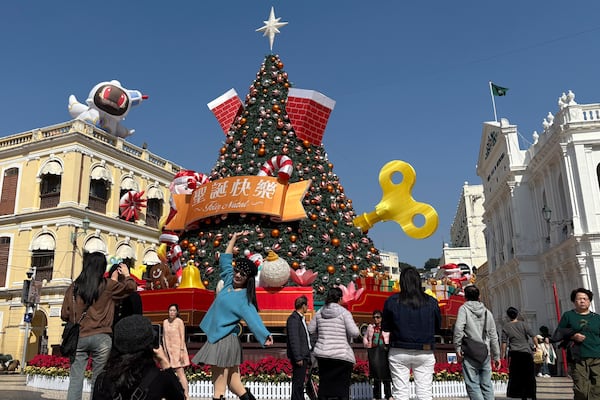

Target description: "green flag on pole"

left=491, top=83, right=508, bottom=96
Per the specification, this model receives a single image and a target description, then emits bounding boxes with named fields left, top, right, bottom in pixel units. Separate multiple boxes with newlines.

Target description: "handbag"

left=533, top=347, right=544, bottom=364
left=60, top=292, right=88, bottom=360
left=367, top=345, right=390, bottom=380
left=461, top=310, right=489, bottom=364
left=367, top=330, right=390, bottom=380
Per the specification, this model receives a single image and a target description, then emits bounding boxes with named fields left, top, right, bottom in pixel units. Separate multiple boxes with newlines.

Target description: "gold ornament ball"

left=327, top=265, right=335, bottom=274
left=331, top=238, right=340, bottom=247
left=271, top=229, right=280, bottom=238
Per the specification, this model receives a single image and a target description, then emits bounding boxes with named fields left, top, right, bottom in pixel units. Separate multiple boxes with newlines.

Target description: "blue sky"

left=2, top=1, right=600, bottom=267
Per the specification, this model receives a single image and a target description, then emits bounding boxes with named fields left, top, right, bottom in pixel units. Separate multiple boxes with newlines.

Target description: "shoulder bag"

left=461, top=310, right=489, bottom=364
left=60, top=292, right=89, bottom=360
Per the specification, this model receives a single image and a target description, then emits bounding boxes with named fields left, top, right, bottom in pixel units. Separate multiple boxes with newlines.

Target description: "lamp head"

left=26, top=268, right=34, bottom=279
left=542, top=205, right=552, bottom=223
left=82, top=216, right=91, bottom=233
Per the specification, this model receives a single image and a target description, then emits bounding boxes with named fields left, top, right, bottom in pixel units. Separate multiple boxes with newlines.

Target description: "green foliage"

left=423, top=258, right=440, bottom=270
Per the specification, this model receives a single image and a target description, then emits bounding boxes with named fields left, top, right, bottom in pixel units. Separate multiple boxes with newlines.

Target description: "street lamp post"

left=21, top=266, right=37, bottom=373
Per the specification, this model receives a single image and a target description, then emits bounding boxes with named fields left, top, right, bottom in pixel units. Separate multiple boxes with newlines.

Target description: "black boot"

left=239, top=388, right=256, bottom=400
left=213, top=396, right=224, bottom=400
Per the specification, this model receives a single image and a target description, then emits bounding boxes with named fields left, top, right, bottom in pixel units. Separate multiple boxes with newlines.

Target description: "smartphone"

left=152, top=324, right=162, bottom=349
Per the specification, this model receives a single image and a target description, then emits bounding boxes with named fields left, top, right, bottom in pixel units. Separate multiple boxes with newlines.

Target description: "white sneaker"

left=537, top=372, right=543, bottom=377
left=543, top=374, right=551, bottom=378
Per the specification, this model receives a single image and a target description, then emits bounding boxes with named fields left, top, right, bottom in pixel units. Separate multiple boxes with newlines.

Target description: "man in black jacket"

left=286, top=295, right=312, bottom=400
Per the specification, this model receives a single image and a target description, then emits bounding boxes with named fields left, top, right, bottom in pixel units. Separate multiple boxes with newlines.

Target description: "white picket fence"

left=27, top=375, right=507, bottom=399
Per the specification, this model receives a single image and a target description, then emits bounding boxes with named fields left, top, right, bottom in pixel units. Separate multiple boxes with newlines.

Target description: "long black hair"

left=100, top=349, right=155, bottom=395
left=397, top=266, right=429, bottom=309
left=73, top=252, right=107, bottom=305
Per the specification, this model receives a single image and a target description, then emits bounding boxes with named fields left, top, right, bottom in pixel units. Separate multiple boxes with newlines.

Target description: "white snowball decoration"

left=260, top=251, right=290, bottom=287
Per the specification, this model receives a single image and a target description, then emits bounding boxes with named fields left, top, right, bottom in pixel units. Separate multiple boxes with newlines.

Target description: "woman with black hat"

left=93, top=314, right=185, bottom=400
left=192, top=230, right=273, bottom=400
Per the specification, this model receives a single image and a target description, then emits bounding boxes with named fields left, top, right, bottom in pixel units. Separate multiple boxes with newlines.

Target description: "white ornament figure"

left=259, top=250, right=290, bottom=288
left=68, top=80, right=147, bottom=138
left=256, top=7, right=288, bottom=51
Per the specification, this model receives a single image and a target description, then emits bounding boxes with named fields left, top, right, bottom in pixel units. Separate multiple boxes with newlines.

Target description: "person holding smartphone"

left=163, top=304, right=190, bottom=400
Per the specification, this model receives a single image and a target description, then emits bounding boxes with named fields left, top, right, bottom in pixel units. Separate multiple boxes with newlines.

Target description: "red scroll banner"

left=165, top=176, right=312, bottom=230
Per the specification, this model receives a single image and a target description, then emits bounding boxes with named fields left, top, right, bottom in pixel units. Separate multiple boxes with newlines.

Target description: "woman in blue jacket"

left=382, top=267, right=441, bottom=400
left=192, top=231, right=273, bottom=400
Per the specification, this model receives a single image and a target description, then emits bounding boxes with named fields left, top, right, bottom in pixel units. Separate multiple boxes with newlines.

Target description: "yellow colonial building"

left=0, top=120, right=181, bottom=364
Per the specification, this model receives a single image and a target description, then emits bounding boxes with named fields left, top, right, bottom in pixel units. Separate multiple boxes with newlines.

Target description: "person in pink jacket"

left=363, top=310, right=392, bottom=400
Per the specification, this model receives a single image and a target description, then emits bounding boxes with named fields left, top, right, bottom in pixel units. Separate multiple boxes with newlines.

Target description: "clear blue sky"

left=3, top=1, right=600, bottom=267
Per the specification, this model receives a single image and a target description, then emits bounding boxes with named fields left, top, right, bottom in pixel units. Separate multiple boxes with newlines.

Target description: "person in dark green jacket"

left=555, top=288, right=600, bottom=400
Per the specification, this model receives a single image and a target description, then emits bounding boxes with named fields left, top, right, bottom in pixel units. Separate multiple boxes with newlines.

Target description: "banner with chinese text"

left=166, top=176, right=311, bottom=230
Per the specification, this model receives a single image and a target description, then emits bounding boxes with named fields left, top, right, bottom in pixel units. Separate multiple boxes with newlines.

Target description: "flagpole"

left=489, top=81, right=498, bottom=122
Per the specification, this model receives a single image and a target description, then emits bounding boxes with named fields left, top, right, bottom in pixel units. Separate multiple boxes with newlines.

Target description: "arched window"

left=30, top=233, right=56, bottom=282
left=89, top=165, right=112, bottom=213
left=39, top=161, right=63, bottom=209
left=146, top=186, right=164, bottom=228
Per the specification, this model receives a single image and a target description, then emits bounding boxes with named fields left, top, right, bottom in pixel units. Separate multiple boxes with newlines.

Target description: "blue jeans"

left=462, top=356, right=494, bottom=400
left=67, top=333, right=112, bottom=400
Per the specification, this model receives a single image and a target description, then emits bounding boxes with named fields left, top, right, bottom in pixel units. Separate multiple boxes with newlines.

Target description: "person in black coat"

left=286, top=295, right=312, bottom=400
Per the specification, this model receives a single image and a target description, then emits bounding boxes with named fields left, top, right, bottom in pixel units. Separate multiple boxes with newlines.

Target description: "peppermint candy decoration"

left=257, top=155, right=293, bottom=183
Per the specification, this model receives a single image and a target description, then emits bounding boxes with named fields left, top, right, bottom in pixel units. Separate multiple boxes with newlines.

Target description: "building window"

left=89, top=179, right=110, bottom=213
left=146, top=198, right=163, bottom=228
left=0, top=168, right=18, bottom=215
left=31, top=250, right=54, bottom=282
left=40, top=174, right=61, bottom=209
left=0, top=237, right=9, bottom=287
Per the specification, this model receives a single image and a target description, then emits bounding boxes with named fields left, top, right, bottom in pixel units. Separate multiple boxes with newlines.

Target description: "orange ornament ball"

left=181, top=239, right=189, bottom=248
left=220, top=147, right=227, bottom=155
left=302, top=140, right=310, bottom=148
left=290, top=234, right=297, bottom=243
left=291, top=261, right=299, bottom=269
left=252, top=138, right=259, bottom=145
left=189, top=245, right=197, bottom=253
left=257, top=148, right=266, bottom=156
left=331, top=238, right=340, bottom=247
left=213, top=240, right=221, bottom=247
left=271, top=229, right=280, bottom=238
left=351, top=264, right=359, bottom=271
left=240, top=117, right=247, bottom=125
left=371, top=265, right=378, bottom=271
left=310, top=214, right=318, bottom=221
left=327, top=265, right=335, bottom=274
left=277, top=61, right=284, bottom=69
left=203, top=280, right=209, bottom=287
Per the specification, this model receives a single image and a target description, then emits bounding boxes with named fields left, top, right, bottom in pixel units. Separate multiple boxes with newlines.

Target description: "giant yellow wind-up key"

left=353, top=160, right=438, bottom=239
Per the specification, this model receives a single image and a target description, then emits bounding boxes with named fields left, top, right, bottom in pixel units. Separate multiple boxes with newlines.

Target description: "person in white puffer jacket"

left=308, top=287, right=359, bottom=400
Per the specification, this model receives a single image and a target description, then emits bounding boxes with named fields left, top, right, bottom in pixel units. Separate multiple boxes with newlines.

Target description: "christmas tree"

left=175, top=52, right=384, bottom=303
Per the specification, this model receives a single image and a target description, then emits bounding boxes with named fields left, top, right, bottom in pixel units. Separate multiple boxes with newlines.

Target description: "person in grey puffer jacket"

left=308, top=287, right=359, bottom=400
left=453, top=285, right=501, bottom=400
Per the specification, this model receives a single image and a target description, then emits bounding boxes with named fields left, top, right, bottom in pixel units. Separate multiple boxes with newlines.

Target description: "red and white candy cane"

left=257, top=155, right=293, bottom=183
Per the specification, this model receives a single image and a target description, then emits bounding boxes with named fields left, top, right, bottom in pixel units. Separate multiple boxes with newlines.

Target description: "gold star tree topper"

left=256, top=7, right=288, bottom=51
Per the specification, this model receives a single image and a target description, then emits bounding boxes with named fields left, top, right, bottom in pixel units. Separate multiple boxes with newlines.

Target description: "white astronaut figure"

left=68, top=80, right=147, bottom=138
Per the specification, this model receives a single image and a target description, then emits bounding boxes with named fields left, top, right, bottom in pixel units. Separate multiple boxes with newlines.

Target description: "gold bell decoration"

left=178, top=260, right=205, bottom=289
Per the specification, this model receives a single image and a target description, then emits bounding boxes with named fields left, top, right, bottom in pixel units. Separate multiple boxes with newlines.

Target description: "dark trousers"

left=291, top=359, right=309, bottom=400
left=372, top=378, right=392, bottom=400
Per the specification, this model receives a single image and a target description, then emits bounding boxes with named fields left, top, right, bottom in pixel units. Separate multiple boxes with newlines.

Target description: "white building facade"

left=441, top=182, right=487, bottom=274
left=476, top=91, right=600, bottom=332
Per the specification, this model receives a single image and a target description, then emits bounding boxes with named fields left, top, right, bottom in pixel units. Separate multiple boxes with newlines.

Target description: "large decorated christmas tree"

left=172, top=11, right=384, bottom=303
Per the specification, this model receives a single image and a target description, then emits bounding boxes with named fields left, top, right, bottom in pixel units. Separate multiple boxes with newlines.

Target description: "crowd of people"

left=60, top=249, right=599, bottom=400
